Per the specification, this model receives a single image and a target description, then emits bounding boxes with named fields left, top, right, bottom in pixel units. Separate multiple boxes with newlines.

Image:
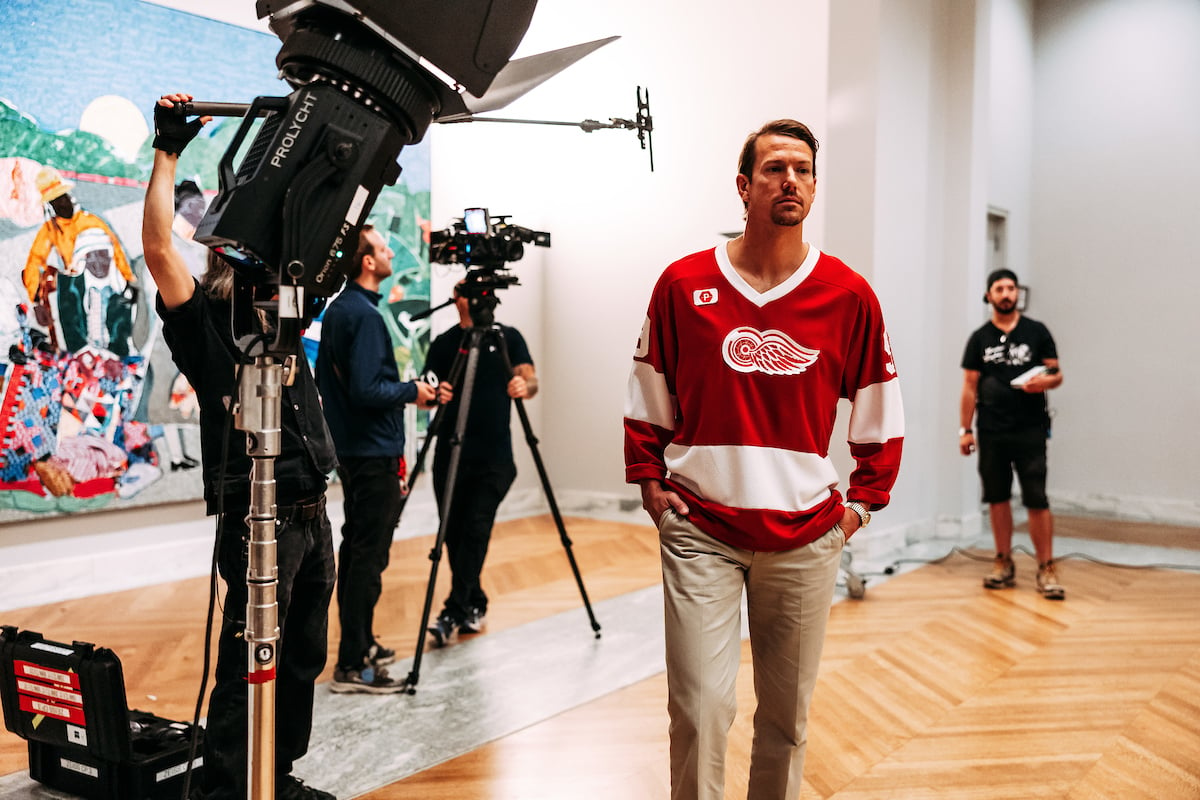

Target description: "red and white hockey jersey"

left=624, top=243, right=903, bottom=551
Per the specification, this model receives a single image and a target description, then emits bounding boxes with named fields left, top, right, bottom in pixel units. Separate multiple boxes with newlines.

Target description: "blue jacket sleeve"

left=337, top=302, right=417, bottom=409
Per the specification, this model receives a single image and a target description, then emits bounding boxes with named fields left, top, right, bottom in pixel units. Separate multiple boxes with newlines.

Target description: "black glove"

left=152, top=102, right=204, bottom=156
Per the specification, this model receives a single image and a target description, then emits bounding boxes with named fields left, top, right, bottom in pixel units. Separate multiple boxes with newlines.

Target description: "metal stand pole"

left=236, top=356, right=283, bottom=800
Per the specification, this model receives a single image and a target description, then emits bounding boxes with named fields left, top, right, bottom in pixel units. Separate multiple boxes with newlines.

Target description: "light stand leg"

left=236, top=357, right=282, bottom=800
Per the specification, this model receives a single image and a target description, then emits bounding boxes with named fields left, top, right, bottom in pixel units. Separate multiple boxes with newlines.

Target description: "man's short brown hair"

left=345, top=223, right=377, bottom=281
left=737, top=119, right=820, bottom=180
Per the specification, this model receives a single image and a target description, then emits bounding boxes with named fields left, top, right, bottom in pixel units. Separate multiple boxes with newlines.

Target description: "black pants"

left=200, top=503, right=335, bottom=799
left=335, top=456, right=403, bottom=669
left=432, top=454, right=516, bottom=622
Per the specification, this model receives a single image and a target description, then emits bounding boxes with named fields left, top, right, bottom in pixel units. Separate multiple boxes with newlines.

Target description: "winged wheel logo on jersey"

left=722, top=327, right=820, bottom=375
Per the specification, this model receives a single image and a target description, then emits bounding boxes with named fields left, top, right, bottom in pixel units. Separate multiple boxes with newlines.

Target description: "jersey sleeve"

left=624, top=274, right=679, bottom=484
left=843, top=289, right=904, bottom=510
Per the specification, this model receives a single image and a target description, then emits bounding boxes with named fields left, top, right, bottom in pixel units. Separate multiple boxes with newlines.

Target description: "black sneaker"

left=427, top=612, right=458, bottom=648
left=367, top=642, right=395, bottom=667
left=277, top=774, right=336, bottom=800
left=461, top=607, right=487, bottom=634
left=330, top=665, right=407, bottom=694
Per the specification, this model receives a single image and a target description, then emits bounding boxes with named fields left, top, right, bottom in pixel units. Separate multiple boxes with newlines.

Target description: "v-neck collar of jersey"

left=714, top=240, right=821, bottom=307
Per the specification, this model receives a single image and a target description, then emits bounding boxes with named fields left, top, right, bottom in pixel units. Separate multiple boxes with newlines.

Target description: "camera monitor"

left=464, top=208, right=491, bottom=235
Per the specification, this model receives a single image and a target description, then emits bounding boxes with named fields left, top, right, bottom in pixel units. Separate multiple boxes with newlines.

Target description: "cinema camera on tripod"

left=428, top=207, right=550, bottom=318
left=400, top=207, right=598, bottom=694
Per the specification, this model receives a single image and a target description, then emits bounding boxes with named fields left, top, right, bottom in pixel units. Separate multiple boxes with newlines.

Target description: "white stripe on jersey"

left=625, top=360, right=676, bottom=431
left=848, top=379, right=905, bottom=444
left=664, top=443, right=838, bottom=512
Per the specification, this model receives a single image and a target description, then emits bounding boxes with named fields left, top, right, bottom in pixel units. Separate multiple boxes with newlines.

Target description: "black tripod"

left=400, top=289, right=601, bottom=693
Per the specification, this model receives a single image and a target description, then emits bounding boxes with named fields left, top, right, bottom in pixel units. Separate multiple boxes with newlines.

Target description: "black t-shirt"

left=157, top=282, right=336, bottom=513
left=961, top=315, right=1057, bottom=434
left=423, top=323, right=533, bottom=464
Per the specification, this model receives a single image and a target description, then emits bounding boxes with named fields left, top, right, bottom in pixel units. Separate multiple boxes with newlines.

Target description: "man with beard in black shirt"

left=960, top=269, right=1064, bottom=600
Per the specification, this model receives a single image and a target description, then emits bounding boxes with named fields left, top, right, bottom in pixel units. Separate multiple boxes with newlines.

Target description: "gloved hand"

left=153, top=102, right=204, bottom=156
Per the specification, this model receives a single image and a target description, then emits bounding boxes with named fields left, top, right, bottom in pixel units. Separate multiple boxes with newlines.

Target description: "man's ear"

left=736, top=174, right=749, bottom=199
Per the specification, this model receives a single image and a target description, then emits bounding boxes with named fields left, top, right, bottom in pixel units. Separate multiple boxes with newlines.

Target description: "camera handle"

left=400, top=322, right=601, bottom=694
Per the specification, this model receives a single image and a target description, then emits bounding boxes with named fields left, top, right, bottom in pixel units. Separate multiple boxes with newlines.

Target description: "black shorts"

left=977, top=427, right=1049, bottom=509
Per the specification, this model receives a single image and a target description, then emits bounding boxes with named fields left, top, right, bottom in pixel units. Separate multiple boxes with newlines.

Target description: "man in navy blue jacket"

left=316, top=225, right=437, bottom=692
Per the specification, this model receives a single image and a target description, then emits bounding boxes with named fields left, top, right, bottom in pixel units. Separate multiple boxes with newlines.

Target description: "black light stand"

left=399, top=288, right=600, bottom=694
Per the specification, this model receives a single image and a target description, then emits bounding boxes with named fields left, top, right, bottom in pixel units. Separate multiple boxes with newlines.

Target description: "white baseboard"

left=1048, top=489, right=1200, bottom=528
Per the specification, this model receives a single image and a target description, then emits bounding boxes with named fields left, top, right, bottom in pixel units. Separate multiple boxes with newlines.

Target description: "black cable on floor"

left=859, top=543, right=1200, bottom=577
left=1011, top=542, right=1200, bottom=572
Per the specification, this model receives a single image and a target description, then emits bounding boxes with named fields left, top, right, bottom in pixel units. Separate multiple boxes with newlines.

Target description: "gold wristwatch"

left=846, top=501, right=871, bottom=528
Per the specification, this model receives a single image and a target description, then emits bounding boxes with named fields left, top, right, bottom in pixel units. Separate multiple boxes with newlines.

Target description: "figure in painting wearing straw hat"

left=22, top=165, right=138, bottom=356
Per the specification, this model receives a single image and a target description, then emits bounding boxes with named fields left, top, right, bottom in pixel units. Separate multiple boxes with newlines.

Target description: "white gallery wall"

left=1029, top=0, right=1200, bottom=524
left=3, top=0, right=1197, bottom=610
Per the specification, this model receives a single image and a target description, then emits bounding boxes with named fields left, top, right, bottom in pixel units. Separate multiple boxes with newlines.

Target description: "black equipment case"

left=0, top=626, right=203, bottom=799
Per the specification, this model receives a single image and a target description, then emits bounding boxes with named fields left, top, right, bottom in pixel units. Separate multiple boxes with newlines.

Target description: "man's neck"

left=728, top=223, right=810, bottom=293
left=354, top=275, right=381, bottom=294
left=992, top=310, right=1020, bottom=331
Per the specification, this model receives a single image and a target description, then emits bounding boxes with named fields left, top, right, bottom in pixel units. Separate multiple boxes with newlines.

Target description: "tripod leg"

left=404, top=328, right=483, bottom=691
left=395, top=392, right=442, bottom=515
left=512, top=398, right=601, bottom=637
left=491, top=325, right=601, bottom=637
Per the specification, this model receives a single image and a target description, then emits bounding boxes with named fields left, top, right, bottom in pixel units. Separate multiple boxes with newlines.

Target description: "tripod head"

left=458, top=267, right=518, bottom=328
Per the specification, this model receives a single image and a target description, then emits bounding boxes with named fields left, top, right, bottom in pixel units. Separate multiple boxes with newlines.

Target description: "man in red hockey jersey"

left=624, top=119, right=904, bottom=800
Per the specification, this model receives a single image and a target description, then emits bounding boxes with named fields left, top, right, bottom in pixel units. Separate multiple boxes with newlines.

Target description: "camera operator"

left=315, top=225, right=437, bottom=692
left=423, top=281, right=537, bottom=646
left=142, top=93, right=337, bottom=800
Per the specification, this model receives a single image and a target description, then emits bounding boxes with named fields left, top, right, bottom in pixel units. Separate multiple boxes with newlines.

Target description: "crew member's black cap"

left=986, top=268, right=1019, bottom=291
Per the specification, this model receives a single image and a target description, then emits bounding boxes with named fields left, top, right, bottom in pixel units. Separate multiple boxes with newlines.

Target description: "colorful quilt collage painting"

left=0, top=0, right=432, bottom=520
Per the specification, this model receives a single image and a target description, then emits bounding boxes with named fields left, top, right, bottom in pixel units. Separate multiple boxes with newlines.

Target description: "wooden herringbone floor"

left=2, top=515, right=1199, bottom=799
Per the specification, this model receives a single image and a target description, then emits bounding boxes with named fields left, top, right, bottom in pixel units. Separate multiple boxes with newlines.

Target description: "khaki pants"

left=658, top=510, right=845, bottom=800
